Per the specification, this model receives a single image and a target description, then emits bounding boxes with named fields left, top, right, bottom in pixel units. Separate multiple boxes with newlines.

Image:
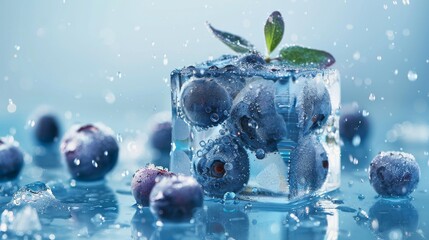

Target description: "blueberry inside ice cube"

left=193, top=135, right=250, bottom=198
left=180, top=78, right=232, bottom=128
left=288, top=135, right=329, bottom=199
left=293, top=76, right=332, bottom=135
left=228, top=79, right=287, bottom=152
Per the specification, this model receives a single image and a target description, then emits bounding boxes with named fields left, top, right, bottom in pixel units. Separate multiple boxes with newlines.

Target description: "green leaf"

left=264, top=11, right=284, bottom=55
left=207, top=22, right=254, bottom=53
left=279, top=46, right=336, bottom=68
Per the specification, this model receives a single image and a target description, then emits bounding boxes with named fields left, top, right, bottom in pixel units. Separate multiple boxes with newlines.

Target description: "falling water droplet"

left=407, top=70, right=418, bottom=81
left=7, top=99, right=17, bottom=113
left=369, top=93, right=376, bottom=101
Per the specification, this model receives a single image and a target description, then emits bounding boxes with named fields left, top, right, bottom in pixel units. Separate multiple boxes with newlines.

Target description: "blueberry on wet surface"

left=131, top=164, right=175, bottom=206
left=149, top=175, right=203, bottom=222
left=369, top=151, right=420, bottom=197
left=34, top=114, right=60, bottom=144
left=193, top=135, right=250, bottom=198
left=288, top=135, right=329, bottom=199
left=340, top=103, right=370, bottom=144
left=293, top=76, right=332, bottom=135
left=149, top=121, right=172, bottom=153
left=180, top=78, right=232, bottom=128
left=0, top=138, right=24, bottom=182
left=60, top=123, right=119, bottom=181
left=228, top=79, right=287, bottom=152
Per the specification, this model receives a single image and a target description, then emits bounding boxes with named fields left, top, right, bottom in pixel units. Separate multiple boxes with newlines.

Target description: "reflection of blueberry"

left=131, top=210, right=156, bottom=240
left=150, top=121, right=172, bottom=153
left=289, top=135, right=329, bottom=199
left=180, top=78, right=232, bottom=128
left=369, top=152, right=420, bottom=197
left=293, top=77, right=331, bottom=134
left=228, top=80, right=287, bottom=152
left=34, top=114, right=60, bottom=144
left=0, top=138, right=24, bottom=182
left=206, top=202, right=249, bottom=239
left=193, top=136, right=250, bottom=198
left=282, top=204, right=328, bottom=239
left=369, top=199, right=418, bottom=239
left=60, top=123, right=119, bottom=181
left=340, top=103, right=370, bottom=144
left=131, top=165, right=175, bottom=206
left=150, top=175, right=203, bottom=222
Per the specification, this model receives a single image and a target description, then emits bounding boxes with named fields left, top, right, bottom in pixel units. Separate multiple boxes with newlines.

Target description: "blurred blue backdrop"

left=0, top=0, right=428, bottom=154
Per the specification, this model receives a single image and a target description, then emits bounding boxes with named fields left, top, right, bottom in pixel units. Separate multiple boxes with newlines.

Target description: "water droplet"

left=116, top=71, right=122, bottom=79
left=407, top=70, right=418, bottom=81
left=7, top=99, right=16, bottom=113
left=352, top=135, right=361, bottom=147
left=353, top=51, right=360, bottom=60
left=362, top=110, right=370, bottom=117
left=92, top=160, right=98, bottom=168
left=369, top=93, right=376, bottom=101
left=116, top=134, right=123, bottom=143
left=223, top=192, right=236, bottom=204
left=73, top=159, right=80, bottom=166
left=70, top=179, right=76, bottom=187
left=394, top=69, right=399, bottom=75
left=224, top=162, right=233, bottom=171
left=210, top=113, right=219, bottom=123
left=376, top=56, right=382, bottom=61
left=104, top=151, right=109, bottom=156
left=255, top=149, right=265, bottom=159
left=105, top=92, right=116, bottom=104
left=358, top=194, right=365, bottom=200
left=163, top=54, right=168, bottom=66
left=14, top=45, right=20, bottom=51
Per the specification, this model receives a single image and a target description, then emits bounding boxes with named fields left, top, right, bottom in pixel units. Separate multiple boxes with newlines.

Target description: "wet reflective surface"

left=0, top=128, right=428, bottom=240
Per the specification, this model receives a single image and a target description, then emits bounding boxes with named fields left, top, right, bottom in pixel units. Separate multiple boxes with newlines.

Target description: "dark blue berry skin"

left=131, top=209, right=156, bottom=239
left=180, top=78, right=232, bottom=128
left=131, top=165, right=174, bottom=206
left=228, top=80, right=287, bottom=152
left=369, top=199, right=418, bottom=239
left=150, top=121, right=172, bottom=153
left=193, top=136, right=250, bottom=198
left=369, top=151, right=420, bottom=197
left=238, top=53, right=266, bottom=66
left=340, top=103, right=370, bottom=144
left=288, top=135, right=329, bottom=199
left=0, top=139, right=24, bottom=182
left=150, top=175, right=203, bottom=222
left=293, top=77, right=332, bottom=135
left=60, top=123, right=119, bottom=181
left=34, top=114, right=60, bottom=145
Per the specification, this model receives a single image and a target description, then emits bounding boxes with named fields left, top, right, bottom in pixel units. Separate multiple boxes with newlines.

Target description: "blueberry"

left=293, top=76, right=332, bottom=135
left=149, top=121, right=172, bottom=153
left=288, top=135, right=329, bottom=199
left=369, top=151, right=420, bottom=197
left=0, top=138, right=24, bottom=182
left=180, top=78, right=232, bottom=128
left=149, top=175, right=203, bottom=222
left=131, top=165, right=175, bottom=206
left=368, top=199, right=418, bottom=239
left=214, top=75, right=246, bottom=99
left=340, top=103, right=370, bottom=144
left=228, top=80, right=287, bottom=152
left=193, top=136, right=250, bottom=198
left=33, top=114, right=60, bottom=144
left=238, top=53, right=266, bottom=66
left=60, top=123, right=119, bottom=181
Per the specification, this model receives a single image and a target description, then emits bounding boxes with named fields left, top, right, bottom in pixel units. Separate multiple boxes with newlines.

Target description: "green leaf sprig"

left=207, top=11, right=335, bottom=68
